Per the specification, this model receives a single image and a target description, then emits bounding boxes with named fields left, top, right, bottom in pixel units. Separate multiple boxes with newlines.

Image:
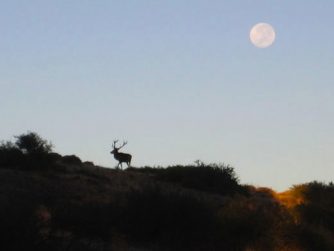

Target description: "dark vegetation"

left=0, top=132, right=333, bottom=251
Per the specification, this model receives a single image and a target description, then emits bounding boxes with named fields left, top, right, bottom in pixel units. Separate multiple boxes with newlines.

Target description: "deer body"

left=110, top=140, right=132, bottom=169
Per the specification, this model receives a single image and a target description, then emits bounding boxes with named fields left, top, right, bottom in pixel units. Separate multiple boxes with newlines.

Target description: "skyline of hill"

left=0, top=132, right=333, bottom=250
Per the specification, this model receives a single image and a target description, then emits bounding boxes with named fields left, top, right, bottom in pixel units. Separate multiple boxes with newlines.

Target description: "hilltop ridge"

left=0, top=132, right=333, bottom=251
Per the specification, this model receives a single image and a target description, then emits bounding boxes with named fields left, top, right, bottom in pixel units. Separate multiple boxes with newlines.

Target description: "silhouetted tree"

left=15, top=132, right=53, bottom=155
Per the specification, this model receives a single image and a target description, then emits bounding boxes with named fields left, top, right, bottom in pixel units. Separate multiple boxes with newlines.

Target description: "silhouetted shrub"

left=286, top=182, right=334, bottom=250
left=61, top=155, right=82, bottom=165
left=129, top=163, right=246, bottom=196
left=217, top=191, right=295, bottom=250
left=83, top=161, right=94, bottom=166
left=0, top=132, right=56, bottom=170
left=0, top=141, right=24, bottom=167
left=292, top=182, right=334, bottom=230
left=47, top=152, right=62, bottom=163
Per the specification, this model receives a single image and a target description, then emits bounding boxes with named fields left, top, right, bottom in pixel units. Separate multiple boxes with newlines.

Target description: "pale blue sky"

left=1, top=1, right=334, bottom=191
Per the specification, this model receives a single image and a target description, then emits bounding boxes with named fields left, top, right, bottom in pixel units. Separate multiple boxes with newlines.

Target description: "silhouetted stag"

left=110, top=140, right=132, bottom=169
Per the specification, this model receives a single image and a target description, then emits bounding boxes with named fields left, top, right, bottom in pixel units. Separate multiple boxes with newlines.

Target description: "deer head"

left=111, top=140, right=127, bottom=153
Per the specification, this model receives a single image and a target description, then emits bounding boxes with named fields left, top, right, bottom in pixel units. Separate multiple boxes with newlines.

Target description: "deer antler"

left=112, top=140, right=119, bottom=149
left=118, top=141, right=127, bottom=150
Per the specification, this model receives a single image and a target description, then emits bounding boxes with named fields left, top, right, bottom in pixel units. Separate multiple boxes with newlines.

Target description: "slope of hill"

left=0, top=133, right=333, bottom=251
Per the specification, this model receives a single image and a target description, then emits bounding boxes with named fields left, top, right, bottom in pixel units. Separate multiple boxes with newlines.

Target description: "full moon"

left=250, top=23, right=276, bottom=48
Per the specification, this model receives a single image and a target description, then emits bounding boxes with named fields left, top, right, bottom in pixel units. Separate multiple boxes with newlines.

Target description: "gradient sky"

left=1, top=0, right=334, bottom=191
